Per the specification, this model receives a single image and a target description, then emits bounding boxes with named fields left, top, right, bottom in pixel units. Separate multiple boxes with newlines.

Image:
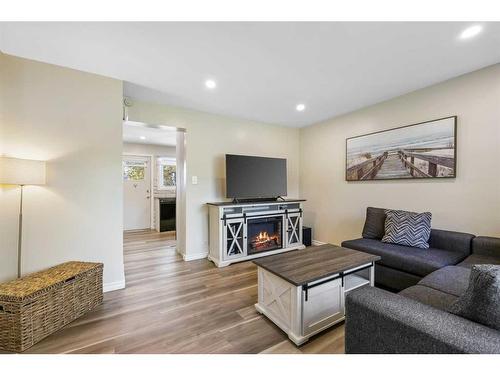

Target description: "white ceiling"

left=1, top=22, right=500, bottom=127
left=123, top=121, right=177, bottom=146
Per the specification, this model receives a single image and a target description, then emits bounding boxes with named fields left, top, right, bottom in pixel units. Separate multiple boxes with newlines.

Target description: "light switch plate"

left=192, top=176, right=198, bottom=185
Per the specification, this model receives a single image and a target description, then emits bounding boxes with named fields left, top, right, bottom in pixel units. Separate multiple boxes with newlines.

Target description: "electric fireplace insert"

left=247, top=216, right=283, bottom=255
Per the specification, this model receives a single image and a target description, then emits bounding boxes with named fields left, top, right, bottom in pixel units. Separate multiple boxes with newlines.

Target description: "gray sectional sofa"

left=341, top=207, right=500, bottom=353
left=341, top=207, right=475, bottom=291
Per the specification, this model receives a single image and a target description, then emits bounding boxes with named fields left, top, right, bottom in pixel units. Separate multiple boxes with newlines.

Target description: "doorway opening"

left=122, top=121, right=185, bottom=254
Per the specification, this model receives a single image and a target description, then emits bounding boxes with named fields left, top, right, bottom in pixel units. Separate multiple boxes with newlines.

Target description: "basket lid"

left=0, top=261, right=103, bottom=301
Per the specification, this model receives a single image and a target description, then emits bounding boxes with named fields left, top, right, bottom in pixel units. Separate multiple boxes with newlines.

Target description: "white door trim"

left=123, top=153, right=154, bottom=230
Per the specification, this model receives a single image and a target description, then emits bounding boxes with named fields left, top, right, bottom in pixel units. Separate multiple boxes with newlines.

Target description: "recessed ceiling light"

left=140, top=136, right=146, bottom=140
left=205, top=79, right=217, bottom=89
left=296, top=104, right=306, bottom=112
left=459, top=25, right=483, bottom=40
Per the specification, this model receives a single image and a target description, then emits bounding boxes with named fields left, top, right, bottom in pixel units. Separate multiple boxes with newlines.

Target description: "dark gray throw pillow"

left=362, top=207, right=387, bottom=239
left=381, top=209, right=432, bottom=249
left=449, top=264, right=500, bottom=331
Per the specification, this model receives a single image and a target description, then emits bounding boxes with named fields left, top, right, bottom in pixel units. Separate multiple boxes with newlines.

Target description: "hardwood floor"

left=12, top=230, right=345, bottom=354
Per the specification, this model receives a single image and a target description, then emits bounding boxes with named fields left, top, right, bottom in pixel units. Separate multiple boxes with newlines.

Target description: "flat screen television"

left=225, top=154, right=287, bottom=199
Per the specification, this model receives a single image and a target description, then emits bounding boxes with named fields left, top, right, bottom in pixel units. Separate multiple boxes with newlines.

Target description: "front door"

left=123, top=155, right=151, bottom=230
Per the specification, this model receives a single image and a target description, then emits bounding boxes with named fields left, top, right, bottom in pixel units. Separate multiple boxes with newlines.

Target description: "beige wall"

left=0, top=54, right=125, bottom=288
left=2, top=52, right=497, bottom=284
left=0, top=187, right=20, bottom=281
left=128, top=101, right=300, bottom=259
left=300, top=64, right=500, bottom=245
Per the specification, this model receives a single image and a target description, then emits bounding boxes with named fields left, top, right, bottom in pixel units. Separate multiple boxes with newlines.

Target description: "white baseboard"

left=182, top=252, right=208, bottom=261
left=312, top=240, right=327, bottom=246
left=103, top=279, right=126, bottom=293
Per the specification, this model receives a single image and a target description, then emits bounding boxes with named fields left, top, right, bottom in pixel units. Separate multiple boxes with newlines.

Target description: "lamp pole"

left=0, top=156, right=46, bottom=279
left=18, top=185, right=24, bottom=278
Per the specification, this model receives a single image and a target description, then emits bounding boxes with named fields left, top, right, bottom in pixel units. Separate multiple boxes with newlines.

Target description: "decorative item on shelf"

left=346, top=116, right=457, bottom=181
left=0, top=156, right=46, bottom=278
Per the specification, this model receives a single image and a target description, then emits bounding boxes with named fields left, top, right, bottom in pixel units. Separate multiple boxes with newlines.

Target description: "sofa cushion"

left=458, top=254, right=500, bottom=268
left=399, top=285, right=458, bottom=311
left=375, top=264, right=421, bottom=291
left=362, top=207, right=387, bottom=240
left=341, top=238, right=467, bottom=277
left=418, top=266, right=470, bottom=297
left=382, top=209, right=432, bottom=249
left=472, top=236, right=500, bottom=257
left=449, top=265, right=500, bottom=331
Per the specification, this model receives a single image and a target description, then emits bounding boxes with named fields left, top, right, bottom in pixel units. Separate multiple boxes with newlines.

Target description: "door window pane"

left=123, top=161, right=146, bottom=181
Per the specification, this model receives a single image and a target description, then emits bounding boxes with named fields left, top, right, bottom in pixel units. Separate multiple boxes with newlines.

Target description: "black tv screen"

left=226, top=154, right=287, bottom=199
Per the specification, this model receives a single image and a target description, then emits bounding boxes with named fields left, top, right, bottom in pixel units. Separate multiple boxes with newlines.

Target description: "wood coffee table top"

left=253, top=244, right=380, bottom=286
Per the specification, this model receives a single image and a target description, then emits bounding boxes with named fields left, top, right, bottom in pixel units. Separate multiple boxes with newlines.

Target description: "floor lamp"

left=0, top=157, right=46, bottom=278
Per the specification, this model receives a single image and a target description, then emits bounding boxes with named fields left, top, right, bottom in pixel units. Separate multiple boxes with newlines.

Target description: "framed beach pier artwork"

left=346, top=116, right=457, bottom=181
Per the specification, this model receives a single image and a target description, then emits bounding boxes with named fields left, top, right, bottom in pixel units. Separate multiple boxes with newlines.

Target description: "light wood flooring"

left=11, top=230, right=345, bottom=354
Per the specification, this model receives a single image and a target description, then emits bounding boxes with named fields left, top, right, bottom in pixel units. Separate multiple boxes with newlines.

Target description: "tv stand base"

left=207, top=200, right=306, bottom=267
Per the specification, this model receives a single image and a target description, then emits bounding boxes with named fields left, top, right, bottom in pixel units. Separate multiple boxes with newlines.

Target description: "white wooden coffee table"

left=253, top=244, right=380, bottom=345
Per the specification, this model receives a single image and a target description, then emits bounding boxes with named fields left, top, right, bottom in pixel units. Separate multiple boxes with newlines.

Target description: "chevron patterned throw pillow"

left=382, top=209, right=432, bottom=249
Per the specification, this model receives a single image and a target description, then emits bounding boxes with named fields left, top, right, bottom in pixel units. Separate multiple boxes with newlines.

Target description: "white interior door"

left=123, top=155, right=151, bottom=231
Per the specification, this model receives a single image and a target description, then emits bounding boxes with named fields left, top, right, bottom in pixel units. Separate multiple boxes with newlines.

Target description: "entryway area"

left=122, top=120, right=183, bottom=245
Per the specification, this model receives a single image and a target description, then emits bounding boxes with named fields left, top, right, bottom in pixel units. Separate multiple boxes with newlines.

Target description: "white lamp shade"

left=0, top=157, right=46, bottom=185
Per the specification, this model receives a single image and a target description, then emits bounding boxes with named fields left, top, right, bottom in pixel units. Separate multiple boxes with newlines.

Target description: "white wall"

left=127, top=101, right=300, bottom=259
left=300, top=64, right=500, bottom=245
left=0, top=53, right=125, bottom=289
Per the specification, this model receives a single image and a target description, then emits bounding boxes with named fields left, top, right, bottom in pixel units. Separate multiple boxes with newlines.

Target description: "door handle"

left=146, top=196, right=150, bottom=199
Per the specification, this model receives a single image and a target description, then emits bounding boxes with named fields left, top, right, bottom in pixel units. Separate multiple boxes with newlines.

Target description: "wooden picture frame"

left=345, top=116, right=457, bottom=181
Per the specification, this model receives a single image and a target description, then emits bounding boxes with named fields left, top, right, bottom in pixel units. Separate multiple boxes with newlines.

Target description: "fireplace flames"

left=256, top=231, right=272, bottom=243
left=251, top=231, right=280, bottom=249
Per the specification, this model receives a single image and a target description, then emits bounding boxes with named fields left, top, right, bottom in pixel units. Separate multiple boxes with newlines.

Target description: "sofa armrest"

left=345, top=287, right=500, bottom=354
left=428, top=229, right=474, bottom=256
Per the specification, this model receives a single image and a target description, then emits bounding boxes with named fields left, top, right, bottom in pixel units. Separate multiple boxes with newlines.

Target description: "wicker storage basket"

left=0, top=261, right=103, bottom=352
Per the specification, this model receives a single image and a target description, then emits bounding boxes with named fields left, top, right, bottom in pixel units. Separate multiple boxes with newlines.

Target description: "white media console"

left=207, top=200, right=306, bottom=267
